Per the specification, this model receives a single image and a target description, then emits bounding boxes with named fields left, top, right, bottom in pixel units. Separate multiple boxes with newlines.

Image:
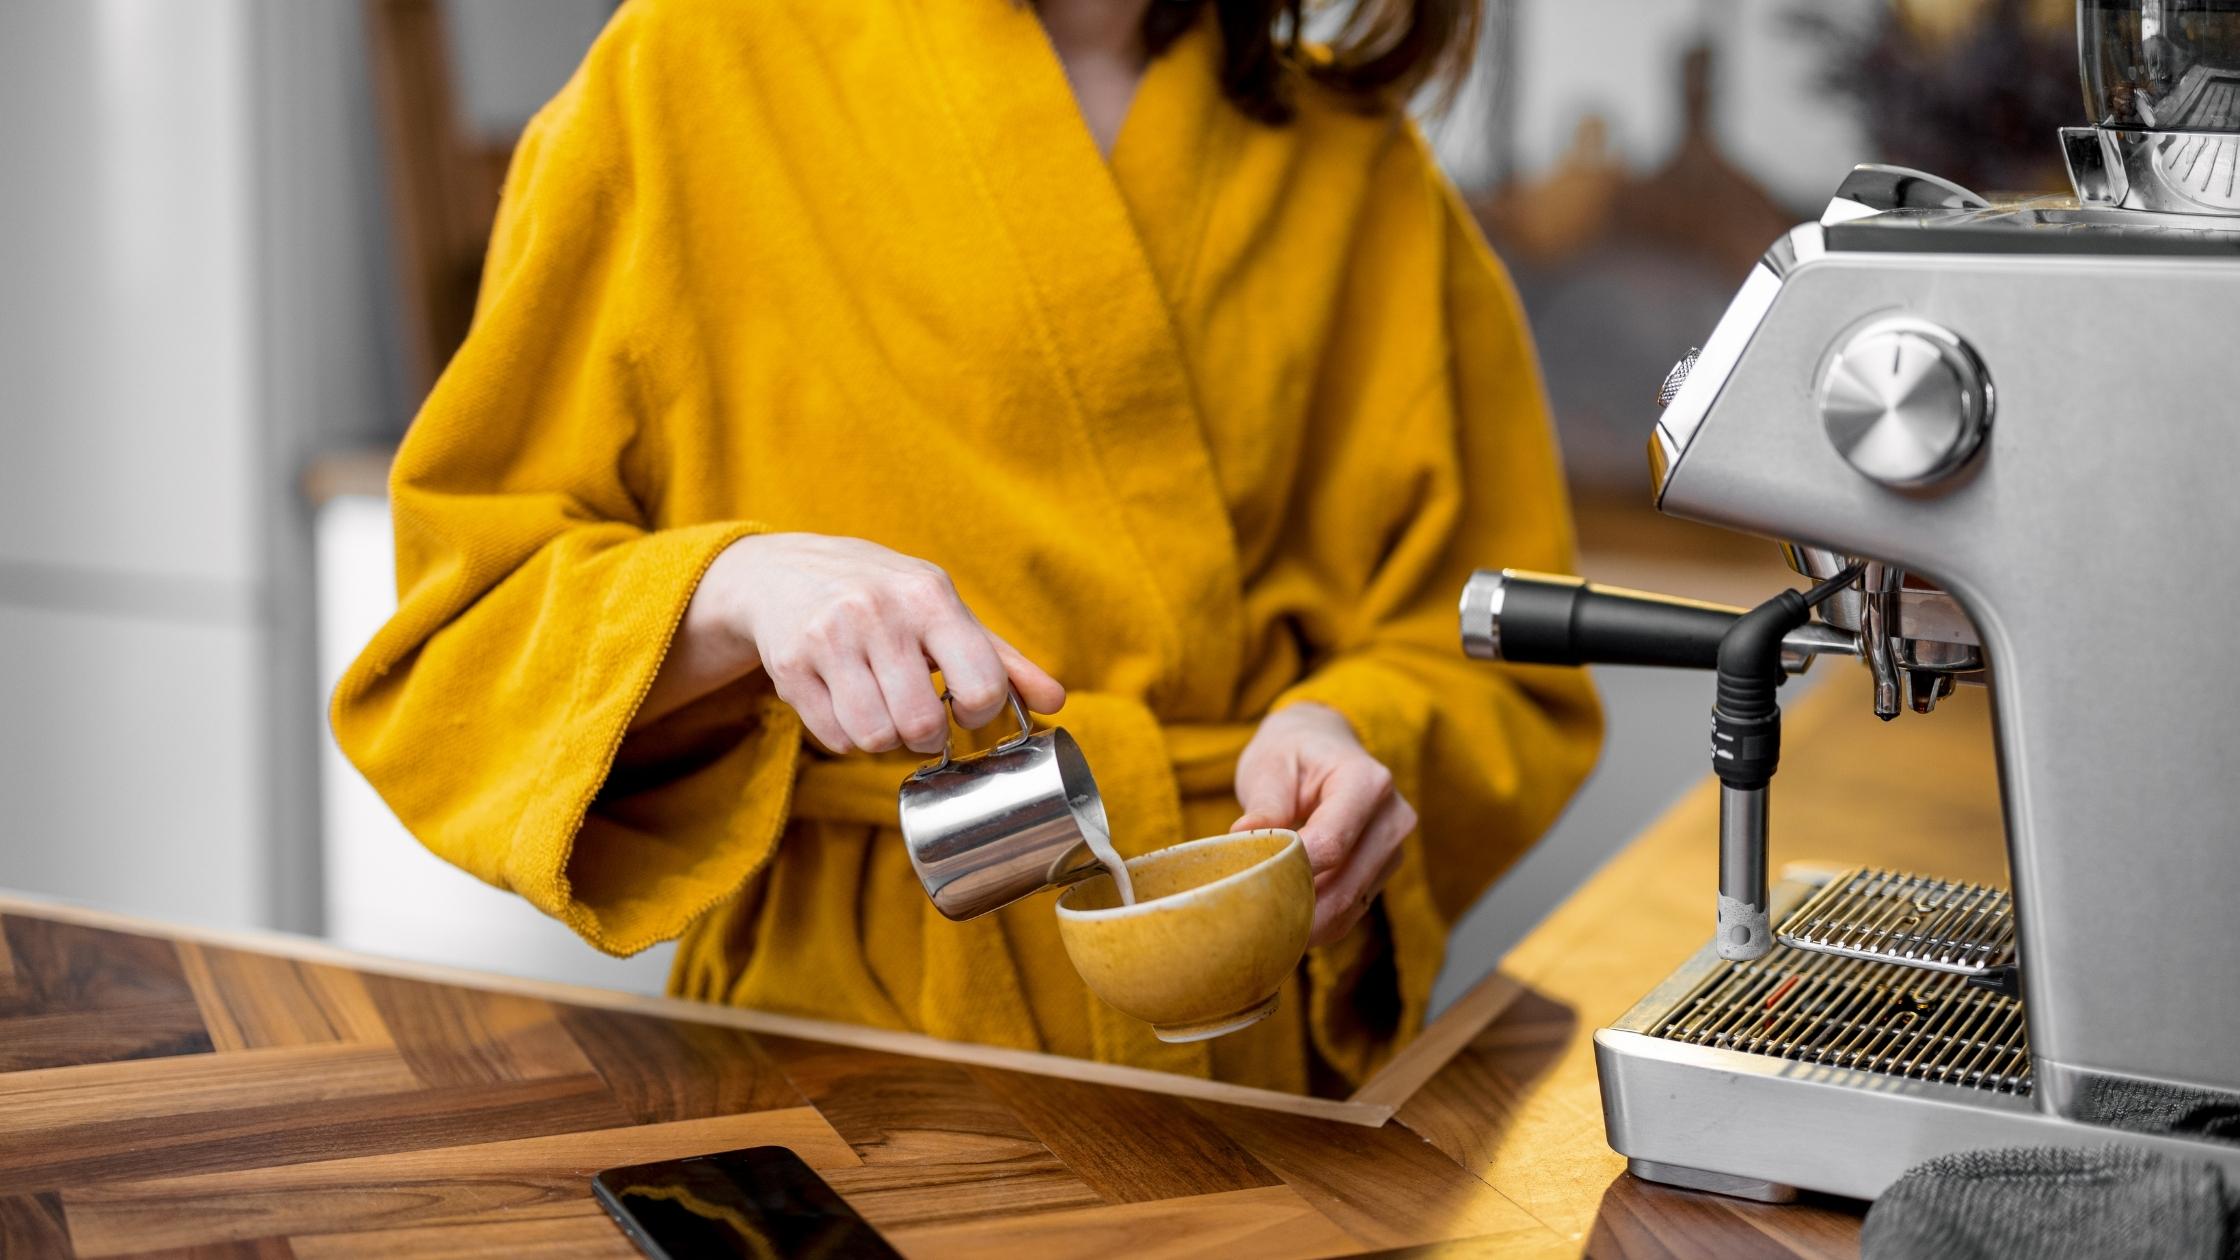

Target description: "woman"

left=333, top=0, right=1601, bottom=1092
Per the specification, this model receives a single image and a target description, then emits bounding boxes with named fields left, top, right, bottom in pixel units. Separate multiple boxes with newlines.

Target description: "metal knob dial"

left=1656, top=349, right=1699, bottom=409
left=1817, top=317, right=1992, bottom=488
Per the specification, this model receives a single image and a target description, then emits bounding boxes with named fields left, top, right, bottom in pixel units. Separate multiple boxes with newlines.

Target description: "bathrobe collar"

left=901, top=0, right=1246, bottom=717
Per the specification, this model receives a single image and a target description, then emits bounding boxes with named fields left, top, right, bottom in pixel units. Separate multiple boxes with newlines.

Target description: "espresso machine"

left=1458, top=0, right=2240, bottom=1201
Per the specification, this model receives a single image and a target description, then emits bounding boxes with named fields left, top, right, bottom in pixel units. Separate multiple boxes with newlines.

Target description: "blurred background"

left=0, top=0, right=2074, bottom=1009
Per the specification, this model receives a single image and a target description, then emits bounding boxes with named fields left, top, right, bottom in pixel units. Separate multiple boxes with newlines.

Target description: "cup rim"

left=1053, top=828, right=1303, bottom=923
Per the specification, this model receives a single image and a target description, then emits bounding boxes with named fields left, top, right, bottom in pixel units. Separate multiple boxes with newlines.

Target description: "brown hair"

left=1141, top=0, right=1481, bottom=125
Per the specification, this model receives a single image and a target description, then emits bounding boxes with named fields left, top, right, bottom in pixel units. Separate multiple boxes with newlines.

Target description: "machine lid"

left=1825, top=198, right=2240, bottom=254
left=2070, top=3, right=2240, bottom=214
left=2083, top=0, right=2240, bottom=133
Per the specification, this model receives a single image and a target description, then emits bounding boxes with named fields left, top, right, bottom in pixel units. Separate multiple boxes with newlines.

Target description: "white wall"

left=0, top=6, right=260, bottom=589
left=0, top=1, right=266, bottom=927
left=0, top=0, right=397, bottom=931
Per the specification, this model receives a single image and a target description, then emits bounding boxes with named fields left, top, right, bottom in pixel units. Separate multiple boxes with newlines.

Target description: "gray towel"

left=1862, top=1146, right=2239, bottom=1260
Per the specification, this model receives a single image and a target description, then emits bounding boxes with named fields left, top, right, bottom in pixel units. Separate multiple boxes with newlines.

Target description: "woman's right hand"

left=644, top=532, right=1065, bottom=754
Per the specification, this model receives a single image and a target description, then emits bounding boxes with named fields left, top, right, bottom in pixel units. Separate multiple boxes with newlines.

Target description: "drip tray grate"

left=1776, top=867, right=2016, bottom=975
left=1654, top=939, right=2031, bottom=1094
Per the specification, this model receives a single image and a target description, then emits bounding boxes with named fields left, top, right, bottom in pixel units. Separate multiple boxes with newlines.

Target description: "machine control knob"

left=1656, top=349, right=1699, bottom=409
left=1817, top=317, right=1992, bottom=488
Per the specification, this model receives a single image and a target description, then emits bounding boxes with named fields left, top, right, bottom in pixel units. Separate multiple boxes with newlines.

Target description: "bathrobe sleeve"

left=1275, top=137, right=1604, bottom=1073
left=329, top=15, right=799, bottom=957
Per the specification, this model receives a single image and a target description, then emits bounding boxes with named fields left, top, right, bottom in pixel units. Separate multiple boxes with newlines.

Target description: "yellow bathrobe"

left=333, top=0, right=1602, bottom=1092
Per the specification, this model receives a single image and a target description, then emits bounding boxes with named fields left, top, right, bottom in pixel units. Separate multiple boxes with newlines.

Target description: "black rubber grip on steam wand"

left=1467, top=570, right=1744, bottom=670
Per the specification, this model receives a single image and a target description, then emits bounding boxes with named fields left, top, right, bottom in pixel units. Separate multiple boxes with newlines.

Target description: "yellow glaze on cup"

left=1054, top=829, right=1312, bottom=1043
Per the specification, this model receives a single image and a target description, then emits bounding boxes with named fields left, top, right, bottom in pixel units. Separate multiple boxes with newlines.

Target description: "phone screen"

left=592, top=1145, right=900, bottom=1260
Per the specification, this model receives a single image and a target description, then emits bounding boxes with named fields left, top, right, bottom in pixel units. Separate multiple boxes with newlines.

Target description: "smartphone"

left=592, top=1145, right=902, bottom=1260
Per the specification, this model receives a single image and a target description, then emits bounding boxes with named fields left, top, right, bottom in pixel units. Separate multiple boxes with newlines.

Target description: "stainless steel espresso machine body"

left=1462, top=0, right=2240, bottom=1202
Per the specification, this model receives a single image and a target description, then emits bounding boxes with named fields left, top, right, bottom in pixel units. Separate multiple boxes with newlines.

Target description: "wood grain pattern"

left=113, top=1238, right=298, bottom=1260
left=555, top=1004, right=805, bottom=1123
left=0, top=680, right=1993, bottom=1257
left=0, top=1073, right=632, bottom=1197
left=1196, top=1100, right=1557, bottom=1251
left=360, top=973, right=592, bottom=1086
left=289, top=1205, right=629, bottom=1259
left=760, top=1036, right=1106, bottom=1228
left=1581, top=1174, right=1829, bottom=1260
left=0, top=1001, right=214, bottom=1074
left=0, top=919, right=217, bottom=1075
left=0, top=1043, right=419, bottom=1137
left=968, top=1066, right=1281, bottom=1204
left=883, top=1185, right=1360, bottom=1260
left=0, top=1192, right=71, bottom=1256
left=0, top=918, right=197, bottom=1016
left=1395, top=988, right=1604, bottom=1235
left=61, top=1110, right=857, bottom=1256
left=1350, top=1231, right=1583, bottom=1259
left=177, top=945, right=390, bottom=1052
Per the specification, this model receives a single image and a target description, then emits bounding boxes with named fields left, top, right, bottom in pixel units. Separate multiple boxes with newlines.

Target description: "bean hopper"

left=1458, top=0, right=2240, bottom=1200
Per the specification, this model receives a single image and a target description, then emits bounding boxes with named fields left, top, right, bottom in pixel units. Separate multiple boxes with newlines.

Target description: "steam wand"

left=1455, top=564, right=1865, bottom=960
left=1711, top=562, right=1865, bottom=961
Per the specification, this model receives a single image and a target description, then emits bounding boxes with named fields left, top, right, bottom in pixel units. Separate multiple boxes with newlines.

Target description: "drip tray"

left=1652, top=939, right=2031, bottom=1093
left=1775, top=867, right=2016, bottom=976
left=1598, top=870, right=2240, bottom=1202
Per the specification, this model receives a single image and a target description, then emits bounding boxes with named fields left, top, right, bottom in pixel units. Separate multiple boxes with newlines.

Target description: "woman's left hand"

left=1231, top=703, right=1417, bottom=947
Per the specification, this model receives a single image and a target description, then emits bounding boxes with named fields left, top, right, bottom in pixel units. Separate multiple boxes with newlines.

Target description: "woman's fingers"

left=1310, top=793, right=1417, bottom=946
left=1231, top=749, right=1303, bottom=836
left=1294, top=759, right=1395, bottom=876
left=921, top=615, right=1012, bottom=728
left=869, top=632, right=950, bottom=755
left=824, top=656, right=901, bottom=753
left=773, top=670, right=852, bottom=755
left=984, top=628, right=1067, bottom=715
left=753, top=544, right=1066, bottom=755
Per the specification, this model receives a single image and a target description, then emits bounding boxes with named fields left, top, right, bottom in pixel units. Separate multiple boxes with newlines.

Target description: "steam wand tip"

left=1716, top=895, right=1772, bottom=961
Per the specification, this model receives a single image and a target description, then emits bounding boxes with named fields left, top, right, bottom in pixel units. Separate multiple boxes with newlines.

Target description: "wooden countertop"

left=0, top=680, right=2003, bottom=1259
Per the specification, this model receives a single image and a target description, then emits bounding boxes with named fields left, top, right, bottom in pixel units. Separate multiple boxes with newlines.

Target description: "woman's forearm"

left=633, top=541, right=764, bottom=731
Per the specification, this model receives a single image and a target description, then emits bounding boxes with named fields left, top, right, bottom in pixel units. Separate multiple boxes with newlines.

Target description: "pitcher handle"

left=910, top=689, right=1034, bottom=779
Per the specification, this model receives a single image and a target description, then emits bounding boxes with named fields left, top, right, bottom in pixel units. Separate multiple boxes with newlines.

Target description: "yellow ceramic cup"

left=1054, top=829, right=1312, bottom=1043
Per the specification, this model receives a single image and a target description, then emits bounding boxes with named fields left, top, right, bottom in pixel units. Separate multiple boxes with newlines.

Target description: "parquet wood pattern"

left=0, top=684, right=1996, bottom=1257
left=0, top=1002, right=214, bottom=1076
left=287, top=1206, right=626, bottom=1259
left=968, top=1065, right=1281, bottom=1204
left=60, top=1111, right=856, bottom=1256
left=0, top=918, right=196, bottom=1016
left=0, top=1044, right=419, bottom=1139
left=175, top=945, right=389, bottom=1052
left=554, top=1005, right=805, bottom=1123
left=105, top=1239, right=297, bottom=1260
left=0, top=1195, right=70, bottom=1257
left=882, top=1185, right=1361, bottom=1259
left=755, top=1036, right=1107, bottom=1228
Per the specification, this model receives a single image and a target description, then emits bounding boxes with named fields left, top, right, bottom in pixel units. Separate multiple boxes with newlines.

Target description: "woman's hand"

left=1231, top=702, right=1416, bottom=947
left=638, top=533, right=1065, bottom=751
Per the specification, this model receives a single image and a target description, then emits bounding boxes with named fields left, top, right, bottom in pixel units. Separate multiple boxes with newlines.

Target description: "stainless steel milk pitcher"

left=896, top=691, right=1113, bottom=920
